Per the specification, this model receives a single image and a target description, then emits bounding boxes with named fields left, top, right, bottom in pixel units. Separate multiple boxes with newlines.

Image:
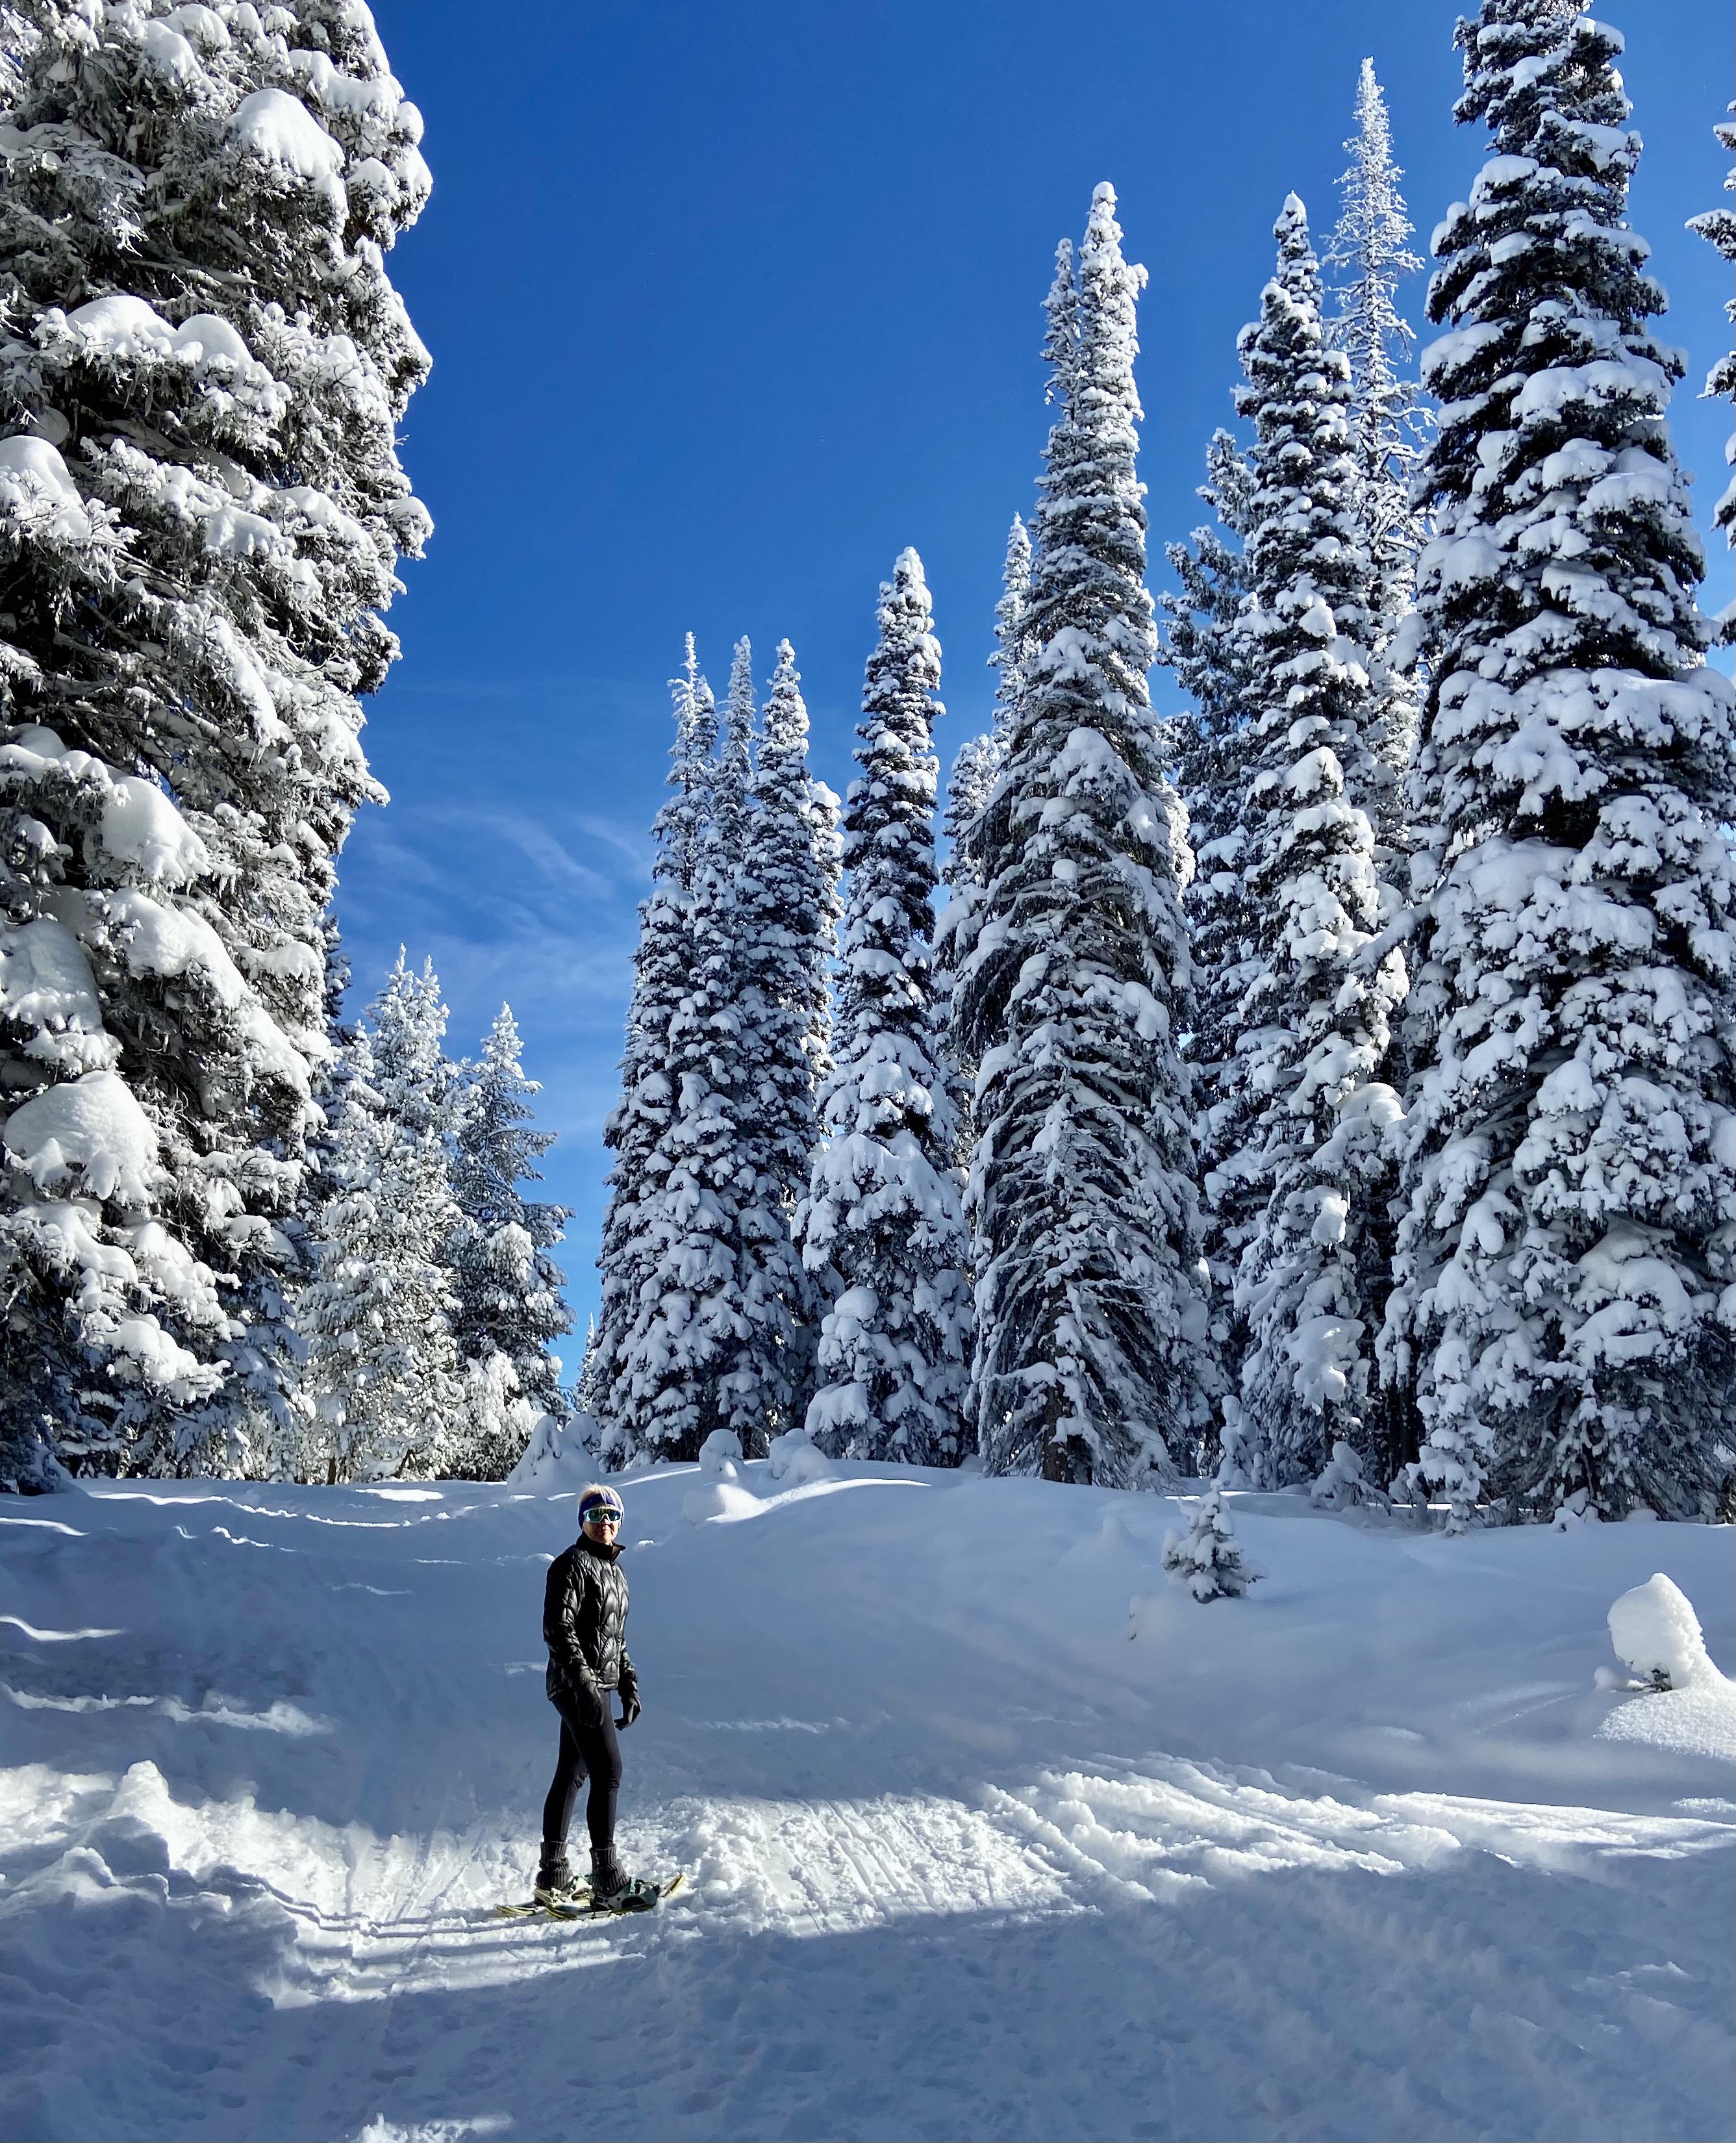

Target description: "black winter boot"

left=589, top=1845, right=628, bottom=1903
left=535, top=1843, right=583, bottom=1904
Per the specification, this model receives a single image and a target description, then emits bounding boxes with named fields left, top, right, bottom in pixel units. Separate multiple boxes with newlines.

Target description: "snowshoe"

left=532, top=1848, right=585, bottom=1910
left=494, top=1870, right=685, bottom=1921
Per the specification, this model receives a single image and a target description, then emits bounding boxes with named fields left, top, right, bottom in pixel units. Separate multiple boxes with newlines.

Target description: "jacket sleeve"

left=617, top=1645, right=638, bottom=1706
left=544, top=1554, right=602, bottom=1706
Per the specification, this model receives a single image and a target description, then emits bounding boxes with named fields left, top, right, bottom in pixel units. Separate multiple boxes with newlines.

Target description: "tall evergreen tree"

left=1215, top=197, right=1408, bottom=1490
left=1387, top=0, right=1735, bottom=1525
left=936, top=516, right=1030, bottom=1155
left=301, top=1019, right=459, bottom=1484
left=1326, top=57, right=1429, bottom=787
left=1689, top=103, right=1736, bottom=628
left=446, top=1004, right=573, bottom=1475
left=601, top=646, right=758, bottom=1466
left=590, top=643, right=714, bottom=1453
left=729, top=637, right=839, bottom=1439
left=1158, top=426, right=1264, bottom=1382
left=798, top=550, right=970, bottom=1463
left=709, top=637, right=805, bottom=1456
left=0, top=2, right=429, bottom=1480
left=957, top=188, right=1211, bottom=1486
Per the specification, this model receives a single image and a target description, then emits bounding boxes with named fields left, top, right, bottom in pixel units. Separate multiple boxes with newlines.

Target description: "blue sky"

left=344, top=0, right=1733, bottom=1342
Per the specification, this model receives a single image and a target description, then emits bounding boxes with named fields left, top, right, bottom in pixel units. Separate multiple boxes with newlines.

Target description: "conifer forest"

left=0, top=0, right=1730, bottom=1531
left=1, top=9, right=1733, bottom=2142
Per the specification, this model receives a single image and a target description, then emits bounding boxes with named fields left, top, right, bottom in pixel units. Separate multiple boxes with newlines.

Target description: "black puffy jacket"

left=544, top=1536, right=636, bottom=1716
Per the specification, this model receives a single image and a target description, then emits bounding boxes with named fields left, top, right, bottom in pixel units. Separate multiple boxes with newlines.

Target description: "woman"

left=536, top=1483, right=643, bottom=1904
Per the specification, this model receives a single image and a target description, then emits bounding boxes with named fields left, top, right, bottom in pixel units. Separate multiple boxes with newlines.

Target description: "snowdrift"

left=1, top=1466, right=1731, bottom=2143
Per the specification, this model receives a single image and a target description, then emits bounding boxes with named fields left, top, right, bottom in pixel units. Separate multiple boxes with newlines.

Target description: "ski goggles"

left=579, top=1491, right=624, bottom=1524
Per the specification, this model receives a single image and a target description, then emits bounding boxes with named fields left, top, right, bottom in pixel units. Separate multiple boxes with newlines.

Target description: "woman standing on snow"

left=536, top=1484, right=644, bottom=1905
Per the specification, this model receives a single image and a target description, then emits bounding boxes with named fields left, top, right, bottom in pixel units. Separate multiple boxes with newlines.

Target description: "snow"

left=1, top=1467, right=1729, bottom=2142
left=230, top=87, right=345, bottom=195
left=1607, top=1572, right=1721, bottom=1690
left=0, top=918, right=112, bottom=1074
left=0, top=435, right=92, bottom=542
left=99, top=774, right=211, bottom=886
left=61, top=296, right=257, bottom=375
left=2, top=1067, right=158, bottom=1205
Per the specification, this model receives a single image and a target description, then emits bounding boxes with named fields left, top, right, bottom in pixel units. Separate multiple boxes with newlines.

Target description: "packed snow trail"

left=1, top=1463, right=1731, bottom=2143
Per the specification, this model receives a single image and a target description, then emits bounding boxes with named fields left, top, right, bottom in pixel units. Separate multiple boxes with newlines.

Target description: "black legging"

left=541, top=1686, right=622, bottom=1855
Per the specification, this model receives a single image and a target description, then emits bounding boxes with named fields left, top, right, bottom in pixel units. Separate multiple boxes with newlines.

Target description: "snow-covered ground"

left=2, top=1458, right=1731, bottom=2143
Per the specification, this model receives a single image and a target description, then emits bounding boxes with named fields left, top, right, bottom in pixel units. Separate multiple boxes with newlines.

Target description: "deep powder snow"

left=1, top=1461, right=1731, bottom=2142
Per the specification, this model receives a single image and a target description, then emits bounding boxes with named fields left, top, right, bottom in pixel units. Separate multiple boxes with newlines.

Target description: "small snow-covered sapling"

left=1161, top=1488, right=1263, bottom=1603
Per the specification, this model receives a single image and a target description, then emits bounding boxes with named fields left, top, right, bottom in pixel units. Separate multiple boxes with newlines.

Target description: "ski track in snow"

left=0, top=1467, right=1731, bottom=2143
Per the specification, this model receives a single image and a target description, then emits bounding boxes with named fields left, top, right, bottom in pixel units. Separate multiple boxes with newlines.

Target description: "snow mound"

left=503, top=1412, right=594, bottom=1490
left=766, top=1425, right=832, bottom=1486
left=1596, top=1575, right=1736, bottom=1765
left=683, top=1477, right=761, bottom=1525
left=1608, top=1573, right=1717, bottom=1690
left=1598, top=1678, right=1736, bottom=1764
left=696, top=1428, right=743, bottom=1477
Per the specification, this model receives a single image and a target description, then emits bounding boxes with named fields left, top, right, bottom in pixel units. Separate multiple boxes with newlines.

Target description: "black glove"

left=617, top=1690, right=641, bottom=1730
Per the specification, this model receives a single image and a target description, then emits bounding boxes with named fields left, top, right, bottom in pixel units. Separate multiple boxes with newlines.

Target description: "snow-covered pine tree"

left=590, top=642, right=714, bottom=1459
left=1689, top=103, right=1736, bottom=626
left=601, top=646, right=759, bottom=1467
left=935, top=516, right=1031, bottom=1160
left=705, top=636, right=809, bottom=1457
left=1218, top=197, right=1409, bottom=1491
left=727, top=637, right=840, bottom=1441
left=797, top=550, right=970, bottom=1462
left=300, top=1019, right=460, bottom=1484
left=1326, top=57, right=1429, bottom=787
left=990, top=512, right=1035, bottom=749
left=368, top=950, right=457, bottom=1145
left=1386, top=1, right=1735, bottom=1525
left=1161, top=1486, right=1261, bottom=1601
left=1158, top=426, right=1264, bottom=1388
left=0, top=2, right=429, bottom=1480
left=957, top=188, right=1211, bottom=1486
left=445, top=1004, right=573, bottom=1477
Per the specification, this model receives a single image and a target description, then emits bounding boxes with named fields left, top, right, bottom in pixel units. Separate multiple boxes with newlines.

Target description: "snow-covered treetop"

left=653, top=634, right=714, bottom=893
left=1688, top=103, right=1736, bottom=577
left=1416, top=0, right=1713, bottom=691
left=364, top=949, right=449, bottom=1137
left=1235, top=194, right=1372, bottom=652
left=713, top=636, right=755, bottom=857
left=990, top=514, right=1032, bottom=742
left=846, top=547, right=944, bottom=923
left=1325, top=57, right=1428, bottom=614
left=1328, top=60, right=1421, bottom=296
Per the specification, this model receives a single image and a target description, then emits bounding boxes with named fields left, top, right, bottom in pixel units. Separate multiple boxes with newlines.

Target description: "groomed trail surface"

left=1, top=1462, right=1731, bottom=2143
